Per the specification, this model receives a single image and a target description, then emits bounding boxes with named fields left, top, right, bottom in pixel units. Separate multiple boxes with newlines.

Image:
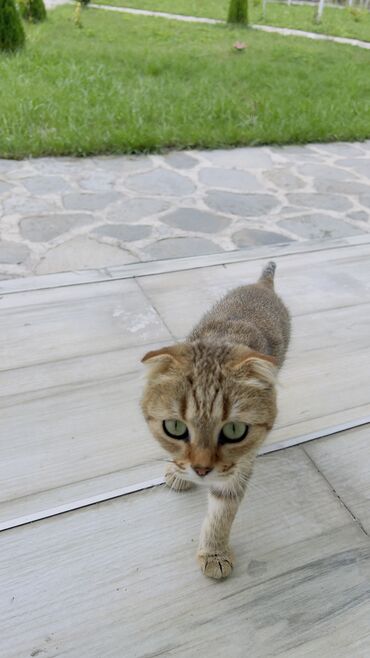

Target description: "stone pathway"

left=1, top=143, right=370, bottom=279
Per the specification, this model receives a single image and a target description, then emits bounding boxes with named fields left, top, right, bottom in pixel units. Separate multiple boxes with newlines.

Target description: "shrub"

left=0, top=0, right=25, bottom=52
left=19, top=0, right=46, bottom=22
left=227, top=0, right=248, bottom=25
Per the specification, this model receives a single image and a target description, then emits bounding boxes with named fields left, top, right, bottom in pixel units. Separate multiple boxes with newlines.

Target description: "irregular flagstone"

left=337, top=159, right=370, bottom=178
left=94, top=224, right=152, bottom=241
left=199, top=168, right=264, bottom=192
left=0, top=241, right=30, bottom=264
left=268, top=145, right=320, bottom=162
left=126, top=169, right=195, bottom=196
left=93, top=155, right=153, bottom=174
left=312, top=142, right=365, bottom=157
left=63, top=192, right=122, bottom=211
left=0, top=181, right=13, bottom=195
left=36, top=236, right=137, bottom=274
left=297, top=164, right=357, bottom=180
left=106, top=198, right=170, bottom=223
left=21, top=176, right=72, bottom=195
left=143, top=236, right=222, bottom=260
left=263, top=168, right=305, bottom=190
left=279, top=213, right=365, bottom=240
left=314, top=179, right=370, bottom=195
left=2, top=196, right=60, bottom=216
left=199, top=148, right=272, bottom=169
left=286, top=193, right=352, bottom=212
left=78, top=173, right=116, bottom=192
left=20, top=213, right=95, bottom=242
left=347, top=210, right=369, bottom=222
left=359, top=195, right=370, bottom=210
left=205, top=191, right=279, bottom=216
left=232, top=228, right=293, bottom=248
left=162, top=152, right=198, bottom=169
left=162, top=208, right=231, bottom=233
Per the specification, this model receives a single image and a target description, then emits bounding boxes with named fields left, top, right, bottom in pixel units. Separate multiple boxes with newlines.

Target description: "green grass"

left=1, top=6, right=370, bottom=158
left=94, top=0, right=370, bottom=42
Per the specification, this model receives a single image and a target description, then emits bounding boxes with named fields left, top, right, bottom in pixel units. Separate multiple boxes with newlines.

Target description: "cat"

left=141, top=261, right=290, bottom=579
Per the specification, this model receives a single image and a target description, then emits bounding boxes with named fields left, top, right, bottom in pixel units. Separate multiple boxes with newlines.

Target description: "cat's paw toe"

left=165, top=465, right=193, bottom=492
left=198, top=552, right=234, bottom=580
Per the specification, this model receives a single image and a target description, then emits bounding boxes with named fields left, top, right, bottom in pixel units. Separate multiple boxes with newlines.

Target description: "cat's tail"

left=259, top=261, right=276, bottom=288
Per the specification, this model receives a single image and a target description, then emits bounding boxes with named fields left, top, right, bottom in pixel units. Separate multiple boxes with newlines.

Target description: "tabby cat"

left=141, top=261, right=290, bottom=579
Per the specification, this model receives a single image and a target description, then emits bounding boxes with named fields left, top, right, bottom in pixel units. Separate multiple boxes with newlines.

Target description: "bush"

left=227, top=0, right=248, bottom=25
left=0, top=0, right=25, bottom=52
left=19, top=0, right=46, bottom=22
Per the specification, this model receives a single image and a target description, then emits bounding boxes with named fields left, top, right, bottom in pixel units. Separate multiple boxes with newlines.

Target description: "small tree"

left=0, top=0, right=25, bottom=52
left=19, top=0, right=46, bottom=22
left=227, top=0, right=248, bottom=24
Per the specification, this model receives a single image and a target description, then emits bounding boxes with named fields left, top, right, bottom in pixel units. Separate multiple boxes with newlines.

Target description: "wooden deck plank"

left=1, top=242, right=370, bottom=525
left=0, top=278, right=172, bottom=371
left=305, top=425, right=370, bottom=536
left=0, top=446, right=369, bottom=658
left=137, top=243, right=370, bottom=338
left=1, top=302, right=369, bottom=526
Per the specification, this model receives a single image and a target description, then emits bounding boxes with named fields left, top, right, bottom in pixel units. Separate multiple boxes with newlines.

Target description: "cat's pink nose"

left=192, top=465, right=213, bottom=477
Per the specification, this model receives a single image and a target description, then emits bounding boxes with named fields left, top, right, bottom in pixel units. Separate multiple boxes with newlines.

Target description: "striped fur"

left=141, top=262, right=290, bottom=579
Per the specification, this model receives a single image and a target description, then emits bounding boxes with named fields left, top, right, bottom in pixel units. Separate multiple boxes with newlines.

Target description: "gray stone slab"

left=36, top=236, right=137, bottom=274
left=337, top=159, right=370, bottom=178
left=162, top=153, right=198, bottom=169
left=232, top=229, right=293, bottom=248
left=314, top=180, right=370, bottom=195
left=286, top=193, right=352, bottom=212
left=126, top=169, right=195, bottom=196
left=21, top=176, right=72, bottom=195
left=106, top=198, right=170, bottom=223
left=312, top=143, right=365, bottom=157
left=2, top=196, right=60, bottom=216
left=205, top=191, right=279, bottom=216
left=263, top=168, right=305, bottom=190
left=199, top=168, right=264, bottom=192
left=0, top=181, right=12, bottom=195
left=359, top=195, right=370, bottom=210
left=269, top=145, right=320, bottom=162
left=0, top=241, right=30, bottom=264
left=143, top=237, right=222, bottom=260
left=94, top=224, right=152, bottom=242
left=93, top=155, right=153, bottom=174
left=0, top=160, right=17, bottom=172
left=200, top=148, right=272, bottom=169
left=78, top=173, right=116, bottom=192
left=162, top=208, right=231, bottom=233
left=297, top=164, right=356, bottom=181
left=347, top=210, right=369, bottom=222
left=279, top=214, right=365, bottom=240
left=19, top=213, right=95, bottom=243
left=63, top=192, right=122, bottom=211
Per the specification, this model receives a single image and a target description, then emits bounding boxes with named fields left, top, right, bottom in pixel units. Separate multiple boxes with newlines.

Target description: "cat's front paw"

left=165, top=464, right=194, bottom=492
left=198, top=550, right=234, bottom=580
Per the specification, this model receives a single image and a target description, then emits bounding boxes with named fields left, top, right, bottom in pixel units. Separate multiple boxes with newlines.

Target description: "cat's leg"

left=165, top=462, right=194, bottom=492
left=197, top=489, right=244, bottom=579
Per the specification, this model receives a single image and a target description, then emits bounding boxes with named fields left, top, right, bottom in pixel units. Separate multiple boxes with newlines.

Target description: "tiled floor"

left=0, top=237, right=369, bottom=657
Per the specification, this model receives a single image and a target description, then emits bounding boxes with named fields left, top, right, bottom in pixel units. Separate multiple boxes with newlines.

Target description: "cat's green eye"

left=219, top=421, right=249, bottom=444
left=163, top=419, right=189, bottom=440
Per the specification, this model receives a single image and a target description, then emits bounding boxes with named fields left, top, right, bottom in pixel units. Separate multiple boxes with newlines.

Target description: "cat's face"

left=141, top=342, right=277, bottom=486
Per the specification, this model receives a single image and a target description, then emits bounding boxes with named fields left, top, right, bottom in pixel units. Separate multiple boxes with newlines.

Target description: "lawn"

left=94, top=0, right=370, bottom=42
left=1, top=5, right=370, bottom=158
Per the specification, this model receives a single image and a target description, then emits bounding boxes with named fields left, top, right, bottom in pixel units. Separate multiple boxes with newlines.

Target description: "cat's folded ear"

left=141, top=344, right=189, bottom=369
left=228, top=347, right=277, bottom=389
